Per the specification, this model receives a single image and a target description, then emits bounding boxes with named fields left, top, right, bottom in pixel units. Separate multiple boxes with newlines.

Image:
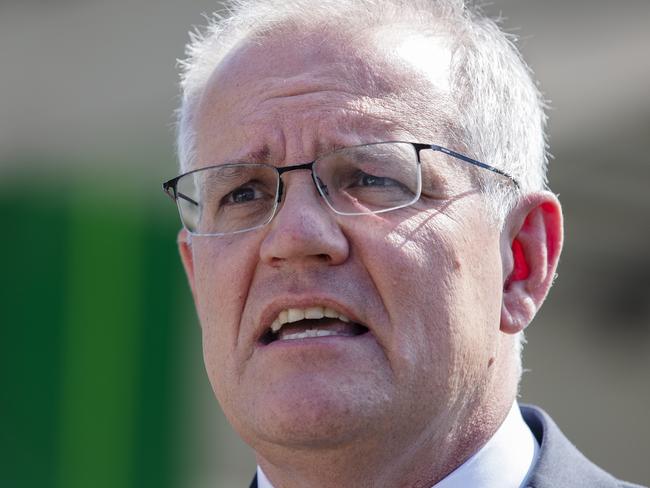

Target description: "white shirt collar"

left=256, top=465, right=274, bottom=488
left=431, top=402, right=539, bottom=488
left=256, top=402, right=539, bottom=488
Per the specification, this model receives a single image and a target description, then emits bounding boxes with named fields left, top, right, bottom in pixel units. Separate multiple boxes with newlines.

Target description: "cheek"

left=191, top=237, right=260, bottom=386
left=349, top=213, right=459, bottom=378
left=387, top=221, right=460, bottom=356
left=353, top=209, right=502, bottom=386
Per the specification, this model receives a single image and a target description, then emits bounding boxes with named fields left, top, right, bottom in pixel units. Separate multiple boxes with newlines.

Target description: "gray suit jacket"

left=521, top=404, right=644, bottom=488
left=249, top=405, right=646, bottom=487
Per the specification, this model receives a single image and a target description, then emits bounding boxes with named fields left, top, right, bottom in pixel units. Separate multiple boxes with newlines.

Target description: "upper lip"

left=255, top=295, right=367, bottom=344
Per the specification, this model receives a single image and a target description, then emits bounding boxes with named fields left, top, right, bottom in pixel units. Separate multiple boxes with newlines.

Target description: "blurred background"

left=1, top=0, right=648, bottom=486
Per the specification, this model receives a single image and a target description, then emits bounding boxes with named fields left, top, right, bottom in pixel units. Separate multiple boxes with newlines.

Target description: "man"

left=162, top=0, right=643, bottom=486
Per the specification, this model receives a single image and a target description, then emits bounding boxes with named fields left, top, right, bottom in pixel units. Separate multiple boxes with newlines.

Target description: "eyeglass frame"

left=162, top=141, right=520, bottom=236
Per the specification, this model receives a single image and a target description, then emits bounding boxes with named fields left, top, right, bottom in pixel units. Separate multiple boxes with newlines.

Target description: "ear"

left=500, top=192, right=563, bottom=334
left=178, top=229, right=197, bottom=300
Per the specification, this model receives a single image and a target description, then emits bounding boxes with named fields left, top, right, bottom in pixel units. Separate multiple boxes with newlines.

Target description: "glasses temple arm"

left=177, top=192, right=199, bottom=206
left=427, top=144, right=520, bottom=188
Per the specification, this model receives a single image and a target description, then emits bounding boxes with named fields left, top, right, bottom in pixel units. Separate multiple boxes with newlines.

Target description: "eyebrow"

left=242, top=140, right=349, bottom=165
left=244, top=144, right=272, bottom=163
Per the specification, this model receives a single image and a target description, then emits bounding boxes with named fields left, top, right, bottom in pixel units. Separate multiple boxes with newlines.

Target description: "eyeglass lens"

left=175, top=142, right=421, bottom=235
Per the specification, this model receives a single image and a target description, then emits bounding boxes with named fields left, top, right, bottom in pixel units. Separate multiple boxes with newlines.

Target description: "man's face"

left=183, top=30, right=510, bottom=455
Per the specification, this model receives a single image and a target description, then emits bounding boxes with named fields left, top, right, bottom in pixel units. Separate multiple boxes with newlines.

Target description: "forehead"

left=194, top=27, right=455, bottom=166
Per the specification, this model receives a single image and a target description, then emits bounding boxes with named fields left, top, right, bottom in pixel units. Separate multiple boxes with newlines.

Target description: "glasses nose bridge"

left=275, top=160, right=320, bottom=203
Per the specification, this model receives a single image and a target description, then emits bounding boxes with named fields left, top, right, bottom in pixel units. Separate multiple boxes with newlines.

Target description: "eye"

left=223, top=184, right=263, bottom=205
left=354, top=171, right=400, bottom=188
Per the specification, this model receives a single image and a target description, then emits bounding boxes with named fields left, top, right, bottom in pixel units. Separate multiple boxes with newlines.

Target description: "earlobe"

left=178, top=229, right=197, bottom=299
left=500, top=193, right=563, bottom=335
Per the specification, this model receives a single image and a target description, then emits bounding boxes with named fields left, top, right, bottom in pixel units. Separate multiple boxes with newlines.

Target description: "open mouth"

left=259, top=306, right=369, bottom=345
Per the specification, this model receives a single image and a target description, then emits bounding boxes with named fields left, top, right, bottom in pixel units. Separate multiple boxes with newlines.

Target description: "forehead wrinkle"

left=240, top=76, right=460, bottom=149
left=235, top=76, right=392, bottom=130
left=213, top=92, right=450, bottom=169
left=239, top=98, right=410, bottom=154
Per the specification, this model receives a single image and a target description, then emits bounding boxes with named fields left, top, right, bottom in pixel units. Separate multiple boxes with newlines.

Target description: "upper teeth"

left=270, top=306, right=350, bottom=333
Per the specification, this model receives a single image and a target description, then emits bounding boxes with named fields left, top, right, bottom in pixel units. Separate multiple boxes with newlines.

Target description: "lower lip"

left=257, top=330, right=373, bottom=351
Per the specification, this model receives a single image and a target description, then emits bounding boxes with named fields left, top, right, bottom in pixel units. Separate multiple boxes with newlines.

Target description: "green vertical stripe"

left=132, top=215, right=186, bottom=488
left=0, top=193, right=66, bottom=488
left=58, top=194, right=141, bottom=488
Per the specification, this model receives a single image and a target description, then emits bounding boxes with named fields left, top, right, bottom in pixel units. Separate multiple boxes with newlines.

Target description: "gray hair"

left=176, top=0, right=550, bottom=374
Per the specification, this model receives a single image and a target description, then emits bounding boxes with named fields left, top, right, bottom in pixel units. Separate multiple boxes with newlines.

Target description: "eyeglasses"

left=162, top=141, right=518, bottom=236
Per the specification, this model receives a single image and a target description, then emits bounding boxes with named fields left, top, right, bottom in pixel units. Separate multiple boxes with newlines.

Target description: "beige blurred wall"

left=2, top=0, right=648, bottom=485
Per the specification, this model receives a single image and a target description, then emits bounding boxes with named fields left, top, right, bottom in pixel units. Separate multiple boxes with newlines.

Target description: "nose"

left=259, top=173, right=349, bottom=266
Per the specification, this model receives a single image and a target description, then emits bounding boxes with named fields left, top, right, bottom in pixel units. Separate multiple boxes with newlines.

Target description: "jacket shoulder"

left=521, top=405, right=646, bottom=488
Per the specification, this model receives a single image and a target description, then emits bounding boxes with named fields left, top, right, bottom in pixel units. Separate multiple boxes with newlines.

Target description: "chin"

left=233, top=376, right=390, bottom=450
